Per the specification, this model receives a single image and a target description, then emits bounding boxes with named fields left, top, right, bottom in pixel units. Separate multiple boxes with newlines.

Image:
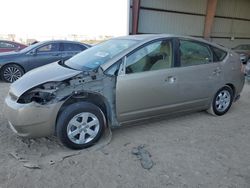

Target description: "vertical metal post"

left=203, top=0, right=218, bottom=40
left=132, top=0, right=140, bottom=34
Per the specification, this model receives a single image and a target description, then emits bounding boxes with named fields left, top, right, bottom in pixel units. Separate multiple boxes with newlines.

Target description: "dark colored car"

left=0, top=40, right=90, bottom=82
left=232, top=44, right=250, bottom=64
left=0, top=40, right=27, bottom=53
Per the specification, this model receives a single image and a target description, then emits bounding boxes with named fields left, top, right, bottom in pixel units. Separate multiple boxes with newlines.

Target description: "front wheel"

left=0, top=64, right=24, bottom=83
left=207, top=86, right=233, bottom=116
left=56, top=102, right=105, bottom=149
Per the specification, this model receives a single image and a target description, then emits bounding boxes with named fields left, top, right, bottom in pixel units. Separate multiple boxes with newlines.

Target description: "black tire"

left=56, top=102, right=105, bottom=149
left=207, top=86, right=233, bottom=116
left=0, top=64, right=24, bottom=83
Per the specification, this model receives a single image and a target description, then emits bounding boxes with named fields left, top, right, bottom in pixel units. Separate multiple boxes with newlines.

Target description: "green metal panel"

left=138, top=9, right=205, bottom=36
left=141, top=0, right=207, bottom=14
left=216, top=0, right=250, bottom=19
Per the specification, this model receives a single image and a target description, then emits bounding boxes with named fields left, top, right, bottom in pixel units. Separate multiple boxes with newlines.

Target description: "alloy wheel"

left=67, top=112, right=100, bottom=144
left=215, top=90, right=231, bottom=112
left=3, top=66, right=22, bottom=82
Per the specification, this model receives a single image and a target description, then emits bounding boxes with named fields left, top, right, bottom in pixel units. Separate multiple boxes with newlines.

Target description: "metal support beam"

left=132, top=0, right=140, bottom=34
left=203, top=0, right=218, bottom=40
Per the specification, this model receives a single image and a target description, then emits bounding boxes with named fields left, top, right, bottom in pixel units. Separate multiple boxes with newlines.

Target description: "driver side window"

left=125, top=40, right=172, bottom=74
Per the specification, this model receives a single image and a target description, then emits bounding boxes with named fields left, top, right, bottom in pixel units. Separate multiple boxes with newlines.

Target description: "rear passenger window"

left=211, top=46, right=227, bottom=61
left=63, top=43, right=86, bottom=51
left=180, top=40, right=212, bottom=67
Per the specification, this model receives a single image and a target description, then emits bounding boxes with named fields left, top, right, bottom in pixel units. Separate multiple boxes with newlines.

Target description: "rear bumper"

left=4, top=95, right=63, bottom=138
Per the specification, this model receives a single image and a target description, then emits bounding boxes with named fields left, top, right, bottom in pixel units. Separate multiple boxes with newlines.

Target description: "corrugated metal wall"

left=129, top=0, right=250, bottom=48
left=138, top=10, right=205, bottom=36
left=140, top=0, right=207, bottom=14
left=136, top=0, right=207, bottom=36
left=211, top=0, right=250, bottom=47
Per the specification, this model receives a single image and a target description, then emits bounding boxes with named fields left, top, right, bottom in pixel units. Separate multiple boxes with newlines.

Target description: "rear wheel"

left=207, top=86, right=233, bottom=116
left=56, top=102, right=105, bottom=149
left=0, top=64, right=24, bottom=83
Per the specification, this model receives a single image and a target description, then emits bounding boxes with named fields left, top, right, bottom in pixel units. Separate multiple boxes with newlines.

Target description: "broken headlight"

left=17, top=82, right=63, bottom=104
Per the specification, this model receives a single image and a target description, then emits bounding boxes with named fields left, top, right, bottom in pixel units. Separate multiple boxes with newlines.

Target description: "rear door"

left=116, top=39, right=183, bottom=122
left=173, top=39, right=223, bottom=107
left=27, top=42, right=62, bottom=70
left=61, top=43, right=87, bottom=61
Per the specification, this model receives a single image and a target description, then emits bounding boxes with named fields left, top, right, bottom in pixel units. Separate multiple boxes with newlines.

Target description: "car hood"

left=10, top=62, right=82, bottom=97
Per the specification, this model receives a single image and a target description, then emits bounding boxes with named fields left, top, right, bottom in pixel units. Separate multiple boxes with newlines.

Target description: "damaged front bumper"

left=4, top=94, right=64, bottom=138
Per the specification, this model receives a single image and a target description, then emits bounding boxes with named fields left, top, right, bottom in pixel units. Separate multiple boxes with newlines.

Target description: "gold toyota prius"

left=4, top=34, right=245, bottom=149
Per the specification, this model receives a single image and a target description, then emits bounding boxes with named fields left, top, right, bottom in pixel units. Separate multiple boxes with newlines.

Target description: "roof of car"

left=115, top=34, right=174, bottom=41
left=36, top=40, right=86, bottom=44
left=115, top=34, right=225, bottom=48
left=101, top=34, right=230, bottom=70
left=0, top=40, right=25, bottom=45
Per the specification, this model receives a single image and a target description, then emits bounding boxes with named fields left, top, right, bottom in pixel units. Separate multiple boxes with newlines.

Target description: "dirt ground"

left=0, top=81, right=250, bottom=188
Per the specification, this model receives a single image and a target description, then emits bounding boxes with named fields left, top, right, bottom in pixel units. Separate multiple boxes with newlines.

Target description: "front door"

left=116, top=39, right=181, bottom=122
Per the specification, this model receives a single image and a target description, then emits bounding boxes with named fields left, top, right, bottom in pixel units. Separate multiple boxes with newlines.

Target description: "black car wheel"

left=0, top=64, right=24, bottom=83
left=207, top=86, right=233, bottom=116
left=56, top=102, right=105, bottom=150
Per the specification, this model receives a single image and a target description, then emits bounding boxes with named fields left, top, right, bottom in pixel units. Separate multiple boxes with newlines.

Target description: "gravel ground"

left=0, top=81, right=250, bottom=188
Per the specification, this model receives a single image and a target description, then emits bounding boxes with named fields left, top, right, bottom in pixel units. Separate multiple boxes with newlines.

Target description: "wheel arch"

left=0, top=62, right=26, bottom=73
left=225, top=83, right=235, bottom=98
left=55, top=92, right=112, bottom=135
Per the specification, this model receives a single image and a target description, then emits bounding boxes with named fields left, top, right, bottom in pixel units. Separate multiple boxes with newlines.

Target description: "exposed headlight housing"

left=17, top=82, right=63, bottom=104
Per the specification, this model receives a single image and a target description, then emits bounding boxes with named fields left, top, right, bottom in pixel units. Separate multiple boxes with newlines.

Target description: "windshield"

left=65, top=39, right=138, bottom=70
left=19, top=42, right=43, bottom=53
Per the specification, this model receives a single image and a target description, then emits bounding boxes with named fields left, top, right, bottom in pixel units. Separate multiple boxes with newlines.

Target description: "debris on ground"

left=9, top=151, right=28, bottom=162
left=23, top=162, right=41, bottom=169
left=132, top=145, right=154, bottom=170
left=9, top=151, right=41, bottom=169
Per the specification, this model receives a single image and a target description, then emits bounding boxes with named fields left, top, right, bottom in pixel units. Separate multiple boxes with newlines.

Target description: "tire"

left=207, top=86, right=233, bottom=116
left=0, top=64, right=24, bottom=83
left=56, top=102, right=105, bottom=149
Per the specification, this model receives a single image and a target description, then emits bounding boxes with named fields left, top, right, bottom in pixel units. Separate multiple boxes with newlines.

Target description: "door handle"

left=165, top=76, right=176, bottom=83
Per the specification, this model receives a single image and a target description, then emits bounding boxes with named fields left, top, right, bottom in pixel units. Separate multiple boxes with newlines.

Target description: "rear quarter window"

left=211, top=46, right=227, bottom=61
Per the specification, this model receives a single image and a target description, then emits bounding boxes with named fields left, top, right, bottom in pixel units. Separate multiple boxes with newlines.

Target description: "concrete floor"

left=0, top=81, right=250, bottom=188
